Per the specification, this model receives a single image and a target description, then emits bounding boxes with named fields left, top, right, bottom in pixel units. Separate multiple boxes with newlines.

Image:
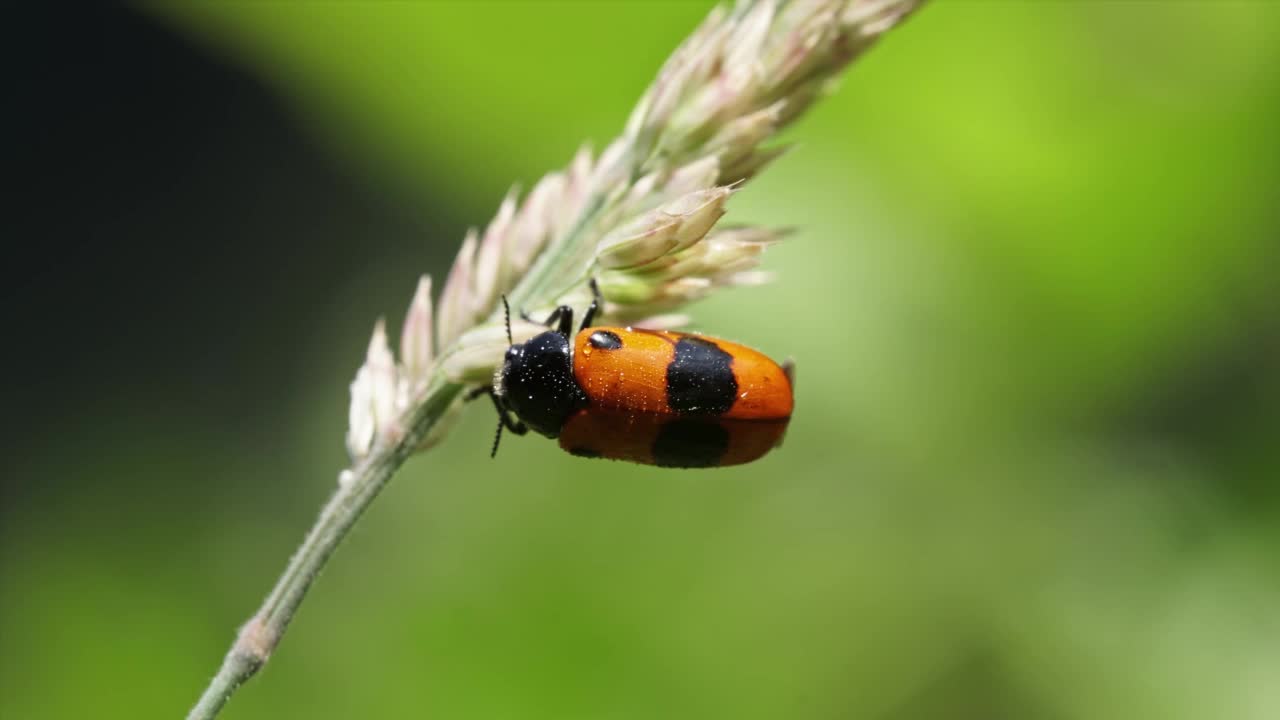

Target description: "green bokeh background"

left=5, top=2, right=1280, bottom=718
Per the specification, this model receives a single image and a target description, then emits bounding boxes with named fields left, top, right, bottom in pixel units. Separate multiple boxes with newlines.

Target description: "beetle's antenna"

left=502, top=295, right=513, bottom=346
left=490, top=416, right=504, bottom=458
left=492, top=299, right=511, bottom=460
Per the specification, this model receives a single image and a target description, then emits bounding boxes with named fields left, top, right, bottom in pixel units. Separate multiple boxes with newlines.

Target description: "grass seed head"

left=346, top=0, right=925, bottom=460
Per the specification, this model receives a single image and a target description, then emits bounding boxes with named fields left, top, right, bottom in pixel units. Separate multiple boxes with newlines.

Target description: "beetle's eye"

left=505, top=347, right=520, bottom=362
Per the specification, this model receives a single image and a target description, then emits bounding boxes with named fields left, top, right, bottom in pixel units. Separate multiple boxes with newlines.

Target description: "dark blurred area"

left=3, top=3, right=453, bottom=509
left=4, top=3, right=1280, bottom=719
left=4, top=13, right=458, bottom=711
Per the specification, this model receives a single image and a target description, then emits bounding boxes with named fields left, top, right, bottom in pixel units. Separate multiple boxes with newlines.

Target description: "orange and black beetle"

left=471, top=281, right=794, bottom=468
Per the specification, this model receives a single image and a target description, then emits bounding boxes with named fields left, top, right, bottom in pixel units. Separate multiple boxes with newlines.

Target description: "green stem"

left=508, top=192, right=608, bottom=312
left=186, top=380, right=463, bottom=720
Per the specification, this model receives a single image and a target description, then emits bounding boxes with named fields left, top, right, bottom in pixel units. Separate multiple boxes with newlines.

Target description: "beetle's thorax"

left=497, top=330, right=587, bottom=437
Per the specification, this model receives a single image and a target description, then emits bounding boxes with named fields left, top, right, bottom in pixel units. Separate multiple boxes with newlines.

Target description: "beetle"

left=471, top=281, right=794, bottom=468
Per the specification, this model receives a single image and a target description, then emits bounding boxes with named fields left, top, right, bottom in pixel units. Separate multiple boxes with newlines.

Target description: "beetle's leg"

left=496, top=400, right=527, bottom=437
left=494, top=390, right=529, bottom=433
left=467, top=386, right=526, bottom=432
left=579, top=278, right=603, bottom=332
left=520, top=305, right=574, bottom=337
left=539, top=306, right=568, bottom=328
left=550, top=306, right=575, bottom=337
left=781, top=359, right=796, bottom=388
left=489, top=403, right=527, bottom=459
left=471, top=386, right=528, bottom=459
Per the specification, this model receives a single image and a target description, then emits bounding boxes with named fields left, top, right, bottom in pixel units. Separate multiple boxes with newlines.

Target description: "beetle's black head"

left=497, top=329, right=586, bottom=438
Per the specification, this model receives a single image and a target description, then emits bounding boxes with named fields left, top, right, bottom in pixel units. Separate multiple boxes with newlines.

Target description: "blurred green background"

left=4, top=2, right=1279, bottom=718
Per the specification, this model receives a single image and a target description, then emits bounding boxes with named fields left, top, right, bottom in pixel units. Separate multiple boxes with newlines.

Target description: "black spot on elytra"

left=567, top=446, right=602, bottom=459
left=652, top=419, right=730, bottom=468
left=588, top=330, right=623, bottom=350
left=666, top=337, right=737, bottom=414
